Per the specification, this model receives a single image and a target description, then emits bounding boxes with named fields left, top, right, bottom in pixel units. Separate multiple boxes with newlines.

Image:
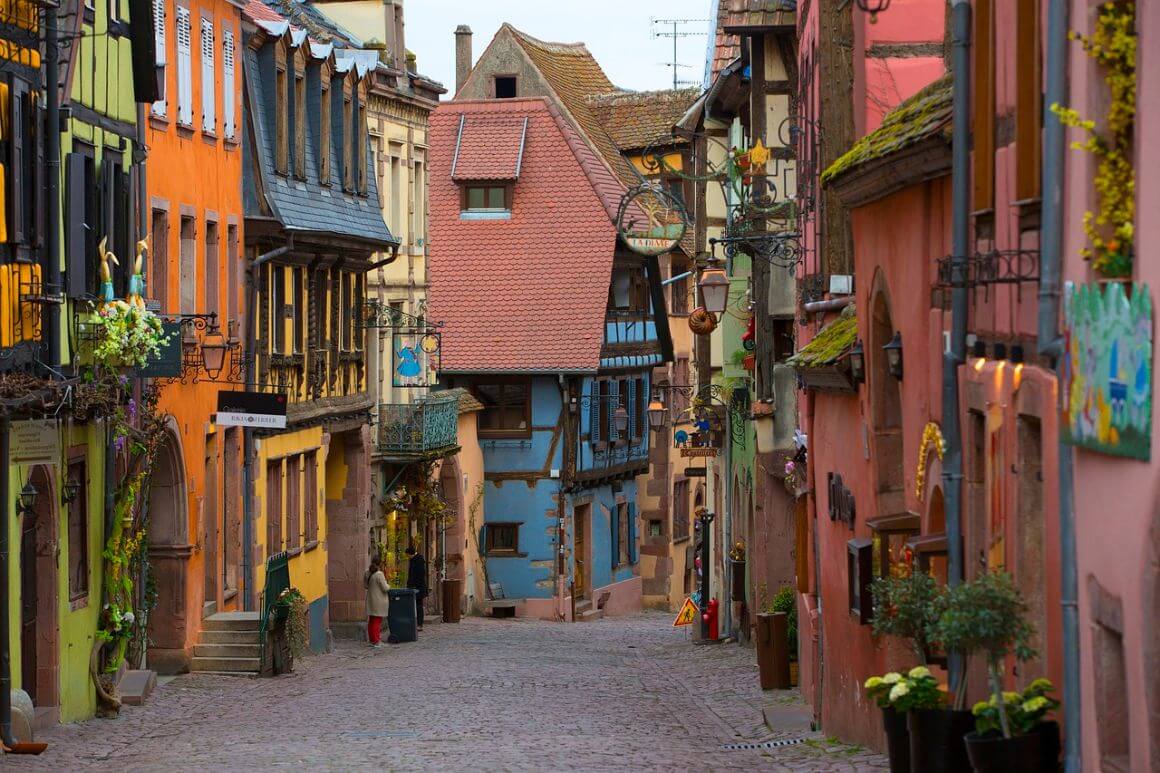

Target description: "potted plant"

left=863, top=668, right=929, bottom=773
left=965, top=679, right=1061, bottom=772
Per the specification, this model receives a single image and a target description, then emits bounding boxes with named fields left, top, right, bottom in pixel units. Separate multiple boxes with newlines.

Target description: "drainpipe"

left=0, top=416, right=13, bottom=746
left=1039, top=0, right=1079, bottom=768
left=240, top=237, right=294, bottom=609
left=941, top=0, right=971, bottom=696
left=43, top=0, right=62, bottom=368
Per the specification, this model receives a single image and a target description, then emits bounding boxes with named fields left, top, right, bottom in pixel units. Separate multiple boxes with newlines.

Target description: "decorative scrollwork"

left=710, top=232, right=803, bottom=269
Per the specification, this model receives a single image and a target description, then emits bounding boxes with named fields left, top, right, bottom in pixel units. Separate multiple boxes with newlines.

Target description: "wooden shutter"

left=628, top=503, right=637, bottom=563
left=200, top=17, right=215, bottom=132
left=627, top=379, right=637, bottom=439
left=608, top=380, right=620, bottom=442
left=222, top=25, right=235, bottom=139
left=150, top=0, right=167, bottom=116
left=65, top=153, right=88, bottom=296
left=175, top=5, right=192, bottom=126
left=589, top=383, right=601, bottom=444
left=610, top=506, right=619, bottom=570
left=8, top=79, right=25, bottom=245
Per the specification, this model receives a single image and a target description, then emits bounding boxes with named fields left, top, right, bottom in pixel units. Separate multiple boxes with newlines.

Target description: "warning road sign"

left=672, top=597, right=699, bottom=627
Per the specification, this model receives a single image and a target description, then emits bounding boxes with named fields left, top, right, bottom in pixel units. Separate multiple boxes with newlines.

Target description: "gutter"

left=1039, top=0, right=1080, bottom=768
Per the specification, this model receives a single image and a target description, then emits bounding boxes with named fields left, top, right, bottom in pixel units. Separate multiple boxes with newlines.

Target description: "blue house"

left=428, top=85, right=672, bottom=619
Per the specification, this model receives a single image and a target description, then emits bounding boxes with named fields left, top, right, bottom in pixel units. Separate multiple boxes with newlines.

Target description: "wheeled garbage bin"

left=388, top=588, right=419, bottom=643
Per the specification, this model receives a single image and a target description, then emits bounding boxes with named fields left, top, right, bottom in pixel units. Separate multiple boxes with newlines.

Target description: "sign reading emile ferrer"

left=215, top=390, right=288, bottom=429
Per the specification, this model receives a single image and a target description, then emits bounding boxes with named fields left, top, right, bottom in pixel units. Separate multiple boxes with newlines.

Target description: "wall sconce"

left=61, top=480, right=81, bottom=505
left=992, top=342, right=1008, bottom=361
left=1010, top=344, right=1024, bottom=364
left=971, top=339, right=986, bottom=359
left=200, top=323, right=230, bottom=377
left=16, top=481, right=38, bottom=518
left=647, top=395, right=666, bottom=430
left=847, top=339, right=866, bottom=384
left=883, top=332, right=903, bottom=380
left=613, top=406, right=629, bottom=435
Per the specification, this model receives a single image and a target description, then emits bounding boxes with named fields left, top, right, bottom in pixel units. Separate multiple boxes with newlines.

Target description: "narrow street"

left=27, top=614, right=885, bottom=771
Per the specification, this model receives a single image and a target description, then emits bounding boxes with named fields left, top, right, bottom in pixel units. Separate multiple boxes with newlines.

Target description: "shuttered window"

left=175, top=6, right=192, bottom=126
left=200, top=17, right=215, bottom=133
left=608, top=380, right=620, bottom=442
left=151, top=0, right=167, bottom=116
left=627, top=503, right=637, bottom=564
left=221, top=26, right=236, bottom=140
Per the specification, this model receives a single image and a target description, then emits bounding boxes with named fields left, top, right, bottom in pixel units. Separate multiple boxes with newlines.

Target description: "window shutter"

left=589, top=385, right=600, bottom=444
left=628, top=503, right=637, bottom=563
left=222, top=25, right=235, bottom=139
left=627, top=379, right=637, bottom=438
left=8, top=79, right=26, bottom=246
left=200, top=17, right=215, bottom=132
left=610, top=506, right=619, bottom=570
left=608, top=380, right=620, bottom=442
left=175, top=6, right=192, bottom=126
left=150, top=0, right=167, bottom=115
left=65, top=154, right=88, bottom=296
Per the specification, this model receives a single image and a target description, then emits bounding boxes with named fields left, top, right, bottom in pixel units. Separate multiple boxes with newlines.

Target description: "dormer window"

left=293, top=48, right=306, bottom=180
left=495, top=75, right=517, bottom=99
left=356, top=82, right=369, bottom=196
left=461, top=184, right=511, bottom=219
left=274, top=44, right=288, bottom=175
left=450, top=114, right=528, bottom=220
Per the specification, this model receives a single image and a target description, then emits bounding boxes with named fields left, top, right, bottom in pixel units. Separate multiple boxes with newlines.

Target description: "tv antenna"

left=651, top=17, right=708, bottom=90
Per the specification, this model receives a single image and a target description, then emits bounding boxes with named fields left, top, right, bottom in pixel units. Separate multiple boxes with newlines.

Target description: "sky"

left=403, top=0, right=717, bottom=96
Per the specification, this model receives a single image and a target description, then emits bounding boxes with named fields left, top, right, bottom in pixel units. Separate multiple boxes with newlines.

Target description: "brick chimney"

left=454, top=25, right=472, bottom=95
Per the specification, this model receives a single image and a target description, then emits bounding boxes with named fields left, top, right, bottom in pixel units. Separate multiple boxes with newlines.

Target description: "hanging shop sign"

left=393, top=331, right=441, bottom=388
left=215, top=390, right=288, bottom=429
left=615, top=183, right=688, bottom=256
left=680, top=447, right=718, bottom=458
left=684, top=466, right=708, bottom=478
left=1062, top=281, right=1152, bottom=460
left=672, top=597, right=699, bottom=627
left=10, top=420, right=60, bottom=466
left=827, top=472, right=856, bottom=529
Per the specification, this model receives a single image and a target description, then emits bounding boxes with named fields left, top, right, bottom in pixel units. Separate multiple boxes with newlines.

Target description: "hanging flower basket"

left=84, top=301, right=170, bottom=370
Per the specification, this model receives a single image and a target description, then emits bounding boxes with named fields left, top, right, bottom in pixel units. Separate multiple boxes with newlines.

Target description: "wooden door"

left=574, top=505, right=589, bottom=600
left=203, top=433, right=219, bottom=614
left=20, top=516, right=37, bottom=703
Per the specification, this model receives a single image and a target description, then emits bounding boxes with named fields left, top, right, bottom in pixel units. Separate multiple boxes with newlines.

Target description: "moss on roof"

left=788, top=304, right=858, bottom=368
left=821, top=75, right=953, bottom=185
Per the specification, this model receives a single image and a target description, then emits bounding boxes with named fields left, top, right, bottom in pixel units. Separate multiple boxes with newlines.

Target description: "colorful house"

left=242, top=3, right=396, bottom=650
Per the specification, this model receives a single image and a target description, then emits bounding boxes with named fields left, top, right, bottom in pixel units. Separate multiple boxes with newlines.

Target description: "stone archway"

left=439, top=456, right=465, bottom=584
left=146, top=424, right=191, bottom=674
left=20, top=465, right=58, bottom=711
left=869, top=272, right=904, bottom=513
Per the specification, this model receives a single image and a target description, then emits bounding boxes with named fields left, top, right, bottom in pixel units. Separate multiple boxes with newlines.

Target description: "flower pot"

left=907, top=708, right=974, bottom=773
left=742, top=354, right=756, bottom=371
left=963, top=721, right=1060, bottom=773
left=882, top=707, right=911, bottom=773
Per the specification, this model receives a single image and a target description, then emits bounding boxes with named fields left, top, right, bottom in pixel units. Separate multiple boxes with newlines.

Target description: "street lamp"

left=16, top=481, right=38, bottom=518
left=647, top=394, right=666, bottom=430
left=613, top=406, right=629, bottom=435
left=883, top=332, right=903, bottom=380
left=698, top=265, right=730, bottom=315
left=847, top=339, right=866, bottom=384
left=201, top=324, right=230, bottom=377
left=61, top=480, right=80, bottom=504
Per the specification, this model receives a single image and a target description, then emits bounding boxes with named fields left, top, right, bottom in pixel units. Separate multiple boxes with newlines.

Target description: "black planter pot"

left=907, top=708, right=974, bottom=773
left=964, top=721, right=1061, bottom=773
left=881, top=707, right=911, bottom=773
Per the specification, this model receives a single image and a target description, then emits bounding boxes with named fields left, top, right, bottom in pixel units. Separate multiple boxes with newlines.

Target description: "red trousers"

left=367, top=615, right=384, bottom=644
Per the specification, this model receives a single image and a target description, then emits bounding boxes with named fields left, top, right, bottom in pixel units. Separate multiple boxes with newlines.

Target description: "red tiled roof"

left=451, top=115, right=529, bottom=181
left=586, top=89, right=701, bottom=152
left=243, top=0, right=285, bottom=25
left=428, top=98, right=620, bottom=373
left=710, top=0, right=796, bottom=83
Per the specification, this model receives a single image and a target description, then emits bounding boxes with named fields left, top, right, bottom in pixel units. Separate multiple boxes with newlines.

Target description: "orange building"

left=144, top=0, right=246, bottom=674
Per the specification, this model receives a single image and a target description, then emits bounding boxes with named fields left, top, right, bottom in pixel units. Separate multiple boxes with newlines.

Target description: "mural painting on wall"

left=1062, top=282, right=1152, bottom=460
left=393, top=332, right=441, bottom=388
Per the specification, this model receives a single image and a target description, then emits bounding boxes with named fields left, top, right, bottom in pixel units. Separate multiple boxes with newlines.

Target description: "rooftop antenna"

left=651, top=17, right=708, bottom=90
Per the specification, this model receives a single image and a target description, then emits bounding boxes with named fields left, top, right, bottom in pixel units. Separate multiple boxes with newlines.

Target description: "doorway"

left=574, top=504, right=590, bottom=601
left=19, top=465, right=58, bottom=709
left=147, top=430, right=191, bottom=674
left=203, top=432, right=220, bottom=616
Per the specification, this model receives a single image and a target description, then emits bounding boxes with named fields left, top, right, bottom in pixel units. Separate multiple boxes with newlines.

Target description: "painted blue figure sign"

left=393, top=332, right=441, bottom=388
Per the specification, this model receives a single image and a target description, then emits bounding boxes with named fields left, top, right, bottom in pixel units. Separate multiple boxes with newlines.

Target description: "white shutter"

left=150, top=0, right=167, bottom=116
left=200, top=17, right=216, bottom=132
left=176, top=6, right=192, bottom=126
left=222, top=25, right=236, bottom=140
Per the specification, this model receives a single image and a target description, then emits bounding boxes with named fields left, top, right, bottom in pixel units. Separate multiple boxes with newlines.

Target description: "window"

left=597, top=380, right=610, bottom=443
left=151, top=0, right=167, bottom=117
left=485, top=523, right=519, bottom=554
left=319, top=78, right=331, bottom=184
left=266, top=460, right=282, bottom=554
left=1014, top=0, right=1041, bottom=201
left=272, top=265, right=286, bottom=353
left=771, top=318, right=795, bottom=361
left=175, top=5, right=193, bottom=126
left=475, top=379, right=530, bottom=437
left=179, top=215, right=196, bottom=314
left=105, top=156, right=132, bottom=297
left=200, top=17, right=215, bottom=133
left=494, top=75, right=517, bottom=99
left=275, top=62, right=288, bottom=174
left=339, top=272, right=351, bottom=351
left=67, top=456, right=88, bottom=600
left=65, top=149, right=98, bottom=296
left=390, top=149, right=403, bottom=229
left=150, top=208, right=168, bottom=311
left=226, top=222, right=239, bottom=331
left=972, top=0, right=995, bottom=212
left=293, top=66, right=306, bottom=179
left=108, top=0, right=121, bottom=25
left=304, top=451, right=318, bottom=545
left=286, top=455, right=300, bottom=550
left=356, top=84, right=368, bottom=195
left=342, top=84, right=353, bottom=191
left=462, top=184, right=509, bottom=212
left=413, top=154, right=425, bottom=245
left=222, top=25, right=236, bottom=140
left=672, top=479, right=690, bottom=542
left=634, top=377, right=646, bottom=440
left=848, top=538, right=873, bottom=625
left=205, top=219, right=219, bottom=317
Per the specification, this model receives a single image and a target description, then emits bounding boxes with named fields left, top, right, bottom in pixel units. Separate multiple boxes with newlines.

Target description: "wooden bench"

left=482, top=581, right=518, bottom=618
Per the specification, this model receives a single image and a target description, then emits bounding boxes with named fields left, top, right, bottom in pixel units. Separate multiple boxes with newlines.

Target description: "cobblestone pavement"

left=25, top=612, right=887, bottom=771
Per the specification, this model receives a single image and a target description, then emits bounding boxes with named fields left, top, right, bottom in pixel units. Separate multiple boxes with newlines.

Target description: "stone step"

left=201, top=611, right=261, bottom=632
left=578, top=608, right=604, bottom=623
left=193, top=643, right=261, bottom=659
left=199, top=629, right=261, bottom=645
left=189, top=656, right=260, bottom=673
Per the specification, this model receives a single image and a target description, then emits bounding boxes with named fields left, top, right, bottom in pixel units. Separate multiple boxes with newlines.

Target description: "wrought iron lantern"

left=992, top=342, right=1008, bottom=361
left=847, top=339, right=866, bottom=384
left=698, top=265, right=730, bottom=315
left=883, top=332, right=903, bottom=380
left=61, top=480, right=80, bottom=505
left=200, top=324, right=230, bottom=377
left=17, top=481, right=38, bottom=518
left=647, top=395, right=666, bottom=430
left=613, top=406, right=630, bottom=435
left=971, top=338, right=987, bottom=359
left=1010, top=343, right=1024, bottom=364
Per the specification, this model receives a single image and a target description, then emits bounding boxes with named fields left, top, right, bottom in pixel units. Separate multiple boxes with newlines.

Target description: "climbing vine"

left=1052, top=2, right=1137, bottom=277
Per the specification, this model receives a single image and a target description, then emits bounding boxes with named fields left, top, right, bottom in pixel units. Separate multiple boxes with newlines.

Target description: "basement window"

left=495, top=75, right=517, bottom=99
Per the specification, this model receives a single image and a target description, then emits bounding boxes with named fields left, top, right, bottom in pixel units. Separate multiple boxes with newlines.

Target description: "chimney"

left=454, top=25, right=472, bottom=95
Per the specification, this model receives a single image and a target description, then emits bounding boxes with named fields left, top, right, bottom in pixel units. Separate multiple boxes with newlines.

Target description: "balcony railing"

left=377, top=392, right=459, bottom=459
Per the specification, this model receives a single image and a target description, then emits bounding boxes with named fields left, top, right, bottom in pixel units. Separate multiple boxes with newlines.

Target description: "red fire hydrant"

left=702, top=598, right=719, bottom=640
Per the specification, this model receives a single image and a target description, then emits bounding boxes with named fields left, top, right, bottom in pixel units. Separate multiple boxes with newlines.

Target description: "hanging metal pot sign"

left=615, top=183, right=689, bottom=256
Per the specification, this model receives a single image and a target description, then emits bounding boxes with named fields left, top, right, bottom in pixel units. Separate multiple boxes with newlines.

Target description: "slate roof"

left=709, top=0, right=796, bottom=84
left=586, top=89, right=701, bottom=152
left=451, top=115, right=529, bottom=181
left=241, top=20, right=396, bottom=246
left=427, top=98, right=620, bottom=373
left=822, top=74, right=953, bottom=185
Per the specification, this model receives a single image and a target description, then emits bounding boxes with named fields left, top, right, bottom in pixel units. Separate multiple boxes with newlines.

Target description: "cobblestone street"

left=25, top=613, right=886, bottom=771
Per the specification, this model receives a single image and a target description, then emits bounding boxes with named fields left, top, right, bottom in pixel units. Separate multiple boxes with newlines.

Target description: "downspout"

left=941, top=0, right=971, bottom=695
left=0, top=416, right=13, bottom=745
left=1039, top=0, right=1079, bottom=768
left=241, top=237, right=294, bottom=609
left=44, top=0, right=62, bottom=368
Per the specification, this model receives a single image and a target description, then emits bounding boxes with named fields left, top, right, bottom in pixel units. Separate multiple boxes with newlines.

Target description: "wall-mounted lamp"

left=613, top=406, right=629, bottom=435
left=16, top=481, right=38, bottom=518
left=883, top=332, right=903, bottom=380
left=1010, top=344, right=1024, bottom=364
left=698, top=265, right=730, bottom=315
left=993, top=342, right=1008, bottom=361
left=61, top=480, right=81, bottom=505
left=847, top=339, right=866, bottom=384
left=971, top=339, right=987, bottom=359
left=647, top=395, right=666, bottom=430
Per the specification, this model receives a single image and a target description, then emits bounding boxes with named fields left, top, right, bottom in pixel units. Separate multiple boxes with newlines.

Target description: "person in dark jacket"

left=405, top=545, right=428, bottom=629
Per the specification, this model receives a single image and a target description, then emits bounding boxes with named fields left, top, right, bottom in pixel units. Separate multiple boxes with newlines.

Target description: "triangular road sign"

left=672, top=597, right=699, bottom=627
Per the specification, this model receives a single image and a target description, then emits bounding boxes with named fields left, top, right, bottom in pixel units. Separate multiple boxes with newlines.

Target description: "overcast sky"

left=404, top=0, right=716, bottom=96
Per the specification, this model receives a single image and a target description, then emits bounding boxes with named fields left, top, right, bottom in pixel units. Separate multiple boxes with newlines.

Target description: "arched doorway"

left=439, top=457, right=464, bottom=583
left=870, top=274, right=904, bottom=512
left=19, top=465, right=58, bottom=709
left=146, top=427, right=191, bottom=674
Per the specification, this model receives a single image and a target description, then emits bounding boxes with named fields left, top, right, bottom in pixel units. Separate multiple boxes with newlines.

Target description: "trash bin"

left=441, top=578, right=463, bottom=623
left=755, top=612, right=791, bottom=689
left=388, top=588, right=419, bottom=643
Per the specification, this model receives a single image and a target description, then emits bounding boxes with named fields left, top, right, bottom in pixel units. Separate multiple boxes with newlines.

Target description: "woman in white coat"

left=364, top=556, right=391, bottom=647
